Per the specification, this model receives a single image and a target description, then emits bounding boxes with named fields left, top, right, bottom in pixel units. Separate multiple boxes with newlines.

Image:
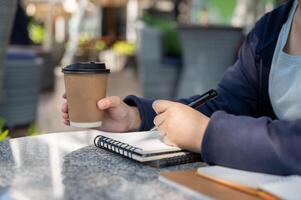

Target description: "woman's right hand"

left=61, top=95, right=141, bottom=132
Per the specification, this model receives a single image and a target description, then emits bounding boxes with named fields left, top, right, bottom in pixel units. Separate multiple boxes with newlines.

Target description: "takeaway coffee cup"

left=62, top=62, right=110, bottom=128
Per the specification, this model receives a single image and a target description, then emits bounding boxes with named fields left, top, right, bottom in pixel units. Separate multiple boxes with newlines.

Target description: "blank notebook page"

left=197, top=166, right=301, bottom=200
left=197, top=166, right=283, bottom=189
left=259, top=176, right=301, bottom=200
left=98, top=131, right=181, bottom=154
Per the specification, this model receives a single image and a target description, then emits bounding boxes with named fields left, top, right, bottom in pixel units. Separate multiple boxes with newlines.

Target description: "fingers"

left=157, top=126, right=165, bottom=137
left=156, top=122, right=176, bottom=146
left=61, top=102, right=68, bottom=113
left=154, top=115, right=177, bottom=147
left=163, top=136, right=176, bottom=147
left=61, top=101, right=70, bottom=126
left=62, top=113, right=69, bottom=120
left=156, top=119, right=168, bottom=137
left=97, top=96, right=121, bottom=110
left=153, top=112, right=168, bottom=128
left=63, top=119, right=70, bottom=126
left=152, top=100, right=175, bottom=114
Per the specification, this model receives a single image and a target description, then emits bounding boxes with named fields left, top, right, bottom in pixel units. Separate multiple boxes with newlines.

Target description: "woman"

left=62, top=0, right=301, bottom=175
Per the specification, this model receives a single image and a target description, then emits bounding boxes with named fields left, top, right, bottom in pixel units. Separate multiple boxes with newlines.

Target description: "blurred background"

left=0, top=0, right=286, bottom=138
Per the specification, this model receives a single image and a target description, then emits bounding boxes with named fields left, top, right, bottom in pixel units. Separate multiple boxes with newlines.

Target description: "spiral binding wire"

left=94, top=135, right=201, bottom=167
left=94, top=135, right=142, bottom=159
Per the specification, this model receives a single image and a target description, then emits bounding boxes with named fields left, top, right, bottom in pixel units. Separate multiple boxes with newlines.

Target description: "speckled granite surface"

left=0, top=131, right=208, bottom=200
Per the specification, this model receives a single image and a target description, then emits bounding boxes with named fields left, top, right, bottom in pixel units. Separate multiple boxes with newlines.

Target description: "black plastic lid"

left=62, top=62, right=110, bottom=74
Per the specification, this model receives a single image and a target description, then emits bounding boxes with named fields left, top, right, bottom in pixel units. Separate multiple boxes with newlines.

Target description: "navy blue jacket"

left=125, top=0, right=301, bottom=175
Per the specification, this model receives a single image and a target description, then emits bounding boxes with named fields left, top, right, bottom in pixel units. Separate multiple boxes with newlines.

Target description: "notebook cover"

left=160, top=170, right=269, bottom=200
left=146, top=153, right=201, bottom=168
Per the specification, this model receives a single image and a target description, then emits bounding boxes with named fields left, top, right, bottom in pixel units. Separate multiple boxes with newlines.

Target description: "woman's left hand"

left=152, top=100, right=210, bottom=153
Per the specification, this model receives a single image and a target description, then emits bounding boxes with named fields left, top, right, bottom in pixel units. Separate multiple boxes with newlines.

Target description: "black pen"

left=150, top=89, right=218, bottom=131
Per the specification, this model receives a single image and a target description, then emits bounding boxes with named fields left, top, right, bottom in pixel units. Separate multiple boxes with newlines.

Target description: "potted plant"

left=0, top=118, right=8, bottom=142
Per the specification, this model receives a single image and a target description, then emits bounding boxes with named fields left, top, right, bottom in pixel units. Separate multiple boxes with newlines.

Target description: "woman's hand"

left=61, top=95, right=141, bottom=132
left=152, top=100, right=210, bottom=153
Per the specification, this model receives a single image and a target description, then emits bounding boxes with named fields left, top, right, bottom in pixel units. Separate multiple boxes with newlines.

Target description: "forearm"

left=201, top=111, right=301, bottom=175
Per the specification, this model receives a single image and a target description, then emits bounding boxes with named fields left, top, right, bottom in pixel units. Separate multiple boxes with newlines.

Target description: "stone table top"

left=0, top=131, right=208, bottom=200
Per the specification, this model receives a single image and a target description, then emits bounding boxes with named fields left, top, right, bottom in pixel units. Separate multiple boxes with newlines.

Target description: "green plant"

left=27, top=123, right=41, bottom=137
left=95, top=40, right=106, bottom=51
left=28, top=20, right=45, bottom=44
left=207, top=0, right=236, bottom=24
left=142, top=13, right=181, bottom=57
left=0, top=118, right=8, bottom=142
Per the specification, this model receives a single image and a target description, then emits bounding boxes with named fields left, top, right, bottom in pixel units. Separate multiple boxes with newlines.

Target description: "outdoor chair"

left=0, top=0, right=17, bottom=101
left=176, top=26, right=243, bottom=98
left=0, top=47, right=41, bottom=127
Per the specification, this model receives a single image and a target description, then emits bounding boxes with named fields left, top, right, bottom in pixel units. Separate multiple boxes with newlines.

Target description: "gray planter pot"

left=0, top=0, right=17, bottom=102
left=137, top=24, right=181, bottom=100
left=38, top=50, right=56, bottom=91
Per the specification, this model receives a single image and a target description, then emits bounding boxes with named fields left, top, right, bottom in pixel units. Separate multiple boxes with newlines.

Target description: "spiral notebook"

left=160, top=166, right=301, bottom=200
left=94, top=131, right=200, bottom=167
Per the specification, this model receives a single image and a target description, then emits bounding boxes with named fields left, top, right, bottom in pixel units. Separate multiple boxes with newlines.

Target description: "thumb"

left=97, top=96, right=121, bottom=110
left=152, top=100, right=175, bottom=114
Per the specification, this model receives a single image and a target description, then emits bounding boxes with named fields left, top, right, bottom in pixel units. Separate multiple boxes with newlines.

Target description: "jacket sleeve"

left=198, top=30, right=301, bottom=175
